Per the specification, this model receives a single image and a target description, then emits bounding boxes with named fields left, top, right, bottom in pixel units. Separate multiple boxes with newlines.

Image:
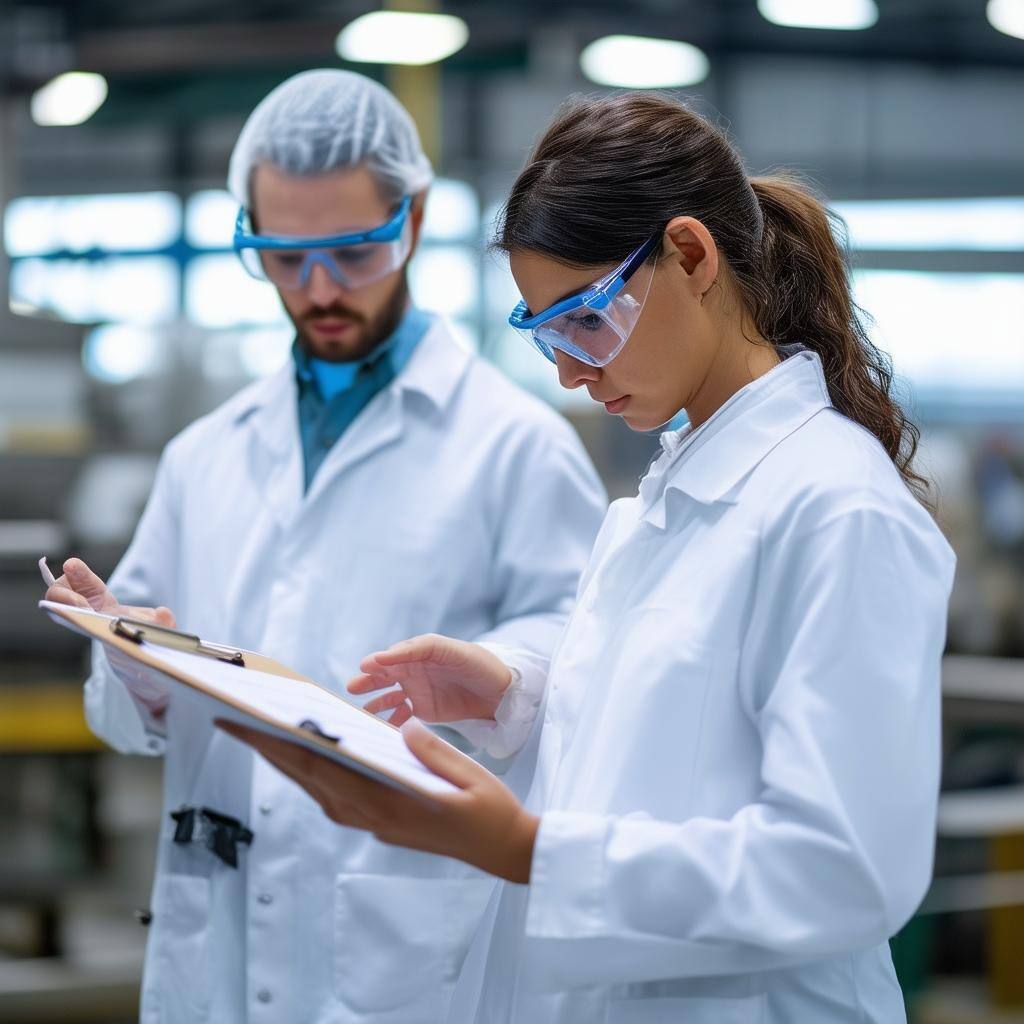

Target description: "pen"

left=39, top=556, right=57, bottom=588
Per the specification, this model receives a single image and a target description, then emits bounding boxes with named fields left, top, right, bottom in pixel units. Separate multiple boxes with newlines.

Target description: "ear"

left=408, top=189, right=428, bottom=255
left=664, top=216, right=719, bottom=302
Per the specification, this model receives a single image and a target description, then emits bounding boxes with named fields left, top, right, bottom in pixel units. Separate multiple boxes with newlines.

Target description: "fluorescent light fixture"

left=82, top=325, right=161, bottom=385
left=336, top=11, right=468, bottom=66
left=5, top=192, right=181, bottom=257
left=757, top=0, right=878, bottom=30
left=832, top=197, right=1024, bottom=251
left=30, top=72, right=108, bottom=127
left=854, top=270, right=1024, bottom=398
left=987, top=0, right=1024, bottom=40
left=580, top=35, right=709, bottom=89
left=423, top=178, right=479, bottom=242
left=186, top=189, right=238, bottom=249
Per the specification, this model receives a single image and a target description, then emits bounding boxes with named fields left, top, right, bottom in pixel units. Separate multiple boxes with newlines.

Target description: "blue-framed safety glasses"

left=508, top=234, right=660, bottom=367
left=233, top=195, right=413, bottom=291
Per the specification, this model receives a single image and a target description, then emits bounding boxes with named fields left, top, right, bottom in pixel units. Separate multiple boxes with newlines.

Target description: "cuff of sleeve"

left=526, top=811, right=611, bottom=940
left=448, top=642, right=548, bottom=759
left=102, top=647, right=169, bottom=746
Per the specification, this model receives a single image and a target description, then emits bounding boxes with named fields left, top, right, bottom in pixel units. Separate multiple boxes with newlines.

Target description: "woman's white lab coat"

left=452, top=349, right=955, bottom=1024
left=83, top=318, right=607, bottom=1024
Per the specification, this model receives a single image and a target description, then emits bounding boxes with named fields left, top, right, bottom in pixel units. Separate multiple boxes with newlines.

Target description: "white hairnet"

left=227, top=69, right=433, bottom=209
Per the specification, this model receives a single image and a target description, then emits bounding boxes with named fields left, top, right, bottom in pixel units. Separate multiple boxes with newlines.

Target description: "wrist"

left=500, top=810, right=539, bottom=884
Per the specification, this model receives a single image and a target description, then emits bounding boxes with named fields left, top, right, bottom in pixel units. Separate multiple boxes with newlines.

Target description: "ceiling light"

left=580, top=35, right=709, bottom=89
left=757, top=0, right=878, bottom=30
left=987, top=0, right=1024, bottom=40
left=336, top=11, right=469, bottom=66
left=30, top=72, right=108, bottom=127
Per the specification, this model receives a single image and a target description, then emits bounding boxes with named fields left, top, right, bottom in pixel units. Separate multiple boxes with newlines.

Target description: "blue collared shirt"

left=293, top=306, right=432, bottom=491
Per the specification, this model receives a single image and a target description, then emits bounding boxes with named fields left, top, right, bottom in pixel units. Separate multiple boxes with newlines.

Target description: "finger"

left=122, top=604, right=177, bottom=628
left=45, top=584, right=92, bottom=609
left=363, top=689, right=411, bottom=715
left=400, top=718, right=483, bottom=790
left=154, top=606, right=176, bottom=627
left=360, top=635, right=440, bottom=671
left=388, top=703, right=413, bottom=727
left=62, top=558, right=111, bottom=609
left=347, top=672, right=396, bottom=695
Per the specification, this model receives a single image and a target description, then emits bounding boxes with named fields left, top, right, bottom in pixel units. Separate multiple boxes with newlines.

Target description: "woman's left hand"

left=217, top=717, right=539, bottom=884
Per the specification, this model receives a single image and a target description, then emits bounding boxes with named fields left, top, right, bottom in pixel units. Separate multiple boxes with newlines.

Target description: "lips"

left=310, top=320, right=355, bottom=335
left=602, top=395, right=630, bottom=414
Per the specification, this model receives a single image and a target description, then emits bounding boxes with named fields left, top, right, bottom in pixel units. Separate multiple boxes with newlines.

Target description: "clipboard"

left=40, top=600, right=459, bottom=799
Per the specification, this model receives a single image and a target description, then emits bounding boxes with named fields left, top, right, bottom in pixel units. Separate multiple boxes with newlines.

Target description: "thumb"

left=400, top=718, right=482, bottom=790
left=63, top=558, right=112, bottom=610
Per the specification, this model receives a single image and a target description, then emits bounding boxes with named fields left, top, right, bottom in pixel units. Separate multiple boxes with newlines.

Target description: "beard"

left=290, top=273, right=409, bottom=364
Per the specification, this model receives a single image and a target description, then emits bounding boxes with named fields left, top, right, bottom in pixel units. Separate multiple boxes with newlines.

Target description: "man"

left=48, top=69, right=605, bottom=1023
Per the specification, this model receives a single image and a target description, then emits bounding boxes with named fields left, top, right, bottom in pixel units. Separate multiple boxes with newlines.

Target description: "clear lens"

left=526, top=256, right=656, bottom=367
left=238, top=219, right=412, bottom=291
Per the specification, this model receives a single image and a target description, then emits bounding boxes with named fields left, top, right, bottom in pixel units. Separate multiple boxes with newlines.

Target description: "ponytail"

left=747, top=175, right=927, bottom=502
left=498, top=93, right=929, bottom=504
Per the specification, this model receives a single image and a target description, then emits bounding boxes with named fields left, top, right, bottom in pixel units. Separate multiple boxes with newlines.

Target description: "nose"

left=304, top=260, right=344, bottom=308
left=554, top=349, right=602, bottom=390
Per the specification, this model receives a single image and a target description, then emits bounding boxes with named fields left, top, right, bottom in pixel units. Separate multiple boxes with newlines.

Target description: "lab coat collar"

left=642, top=349, right=831, bottom=526
left=229, top=316, right=471, bottom=437
left=388, top=315, right=472, bottom=413
left=225, top=318, right=473, bottom=526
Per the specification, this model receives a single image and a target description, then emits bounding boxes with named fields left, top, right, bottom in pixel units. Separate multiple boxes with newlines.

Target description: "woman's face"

left=509, top=231, right=720, bottom=432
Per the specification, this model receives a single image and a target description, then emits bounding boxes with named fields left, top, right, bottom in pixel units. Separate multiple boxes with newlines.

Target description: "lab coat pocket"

left=333, top=873, right=495, bottom=1023
left=141, top=874, right=212, bottom=1023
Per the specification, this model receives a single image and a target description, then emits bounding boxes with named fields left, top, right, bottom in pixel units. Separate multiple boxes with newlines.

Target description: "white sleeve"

left=521, top=505, right=955, bottom=990
left=447, top=642, right=549, bottom=759
left=472, top=417, right=605, bottom=671
left=452, top=417, right=604, bottom=760
left=83, top=447, right=182, bottom=757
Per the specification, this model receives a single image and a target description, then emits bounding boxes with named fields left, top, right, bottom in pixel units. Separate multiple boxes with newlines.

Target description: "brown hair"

left=496, top=93, right=928, bottom=502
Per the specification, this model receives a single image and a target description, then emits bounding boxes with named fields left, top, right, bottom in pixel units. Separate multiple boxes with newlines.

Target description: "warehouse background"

left=1, top=1, right=1023, bottom=1020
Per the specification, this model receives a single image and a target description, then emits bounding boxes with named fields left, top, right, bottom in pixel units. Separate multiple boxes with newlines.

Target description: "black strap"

left=171, top=806, right=254, bottom=869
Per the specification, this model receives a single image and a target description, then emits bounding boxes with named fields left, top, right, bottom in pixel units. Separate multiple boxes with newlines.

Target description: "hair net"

left=227, top=69, right=434, bottom=209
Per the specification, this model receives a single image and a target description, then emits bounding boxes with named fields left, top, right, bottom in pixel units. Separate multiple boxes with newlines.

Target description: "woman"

left=225, top=93, right=955, bottom=1023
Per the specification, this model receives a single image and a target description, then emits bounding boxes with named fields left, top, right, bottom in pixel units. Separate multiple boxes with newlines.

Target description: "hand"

left=45, top=557, right=176, bottom=628
left=217, top=717, right=539, bottom=883
left=348, top=634, right=514, bottom=726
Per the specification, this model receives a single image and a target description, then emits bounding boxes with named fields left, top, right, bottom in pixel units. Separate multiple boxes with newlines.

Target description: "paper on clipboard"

left=143, top=644, right=457, bottom=796
left=40, top=600, right=459, bottom=798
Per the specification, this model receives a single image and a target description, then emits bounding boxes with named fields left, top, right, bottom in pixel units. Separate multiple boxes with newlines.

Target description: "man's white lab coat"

left=85, top=318, right=607, bottom=1023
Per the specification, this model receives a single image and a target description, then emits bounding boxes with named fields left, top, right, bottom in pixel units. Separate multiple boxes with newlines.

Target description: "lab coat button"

left=257, top=893, right=273, bottom=905
left=259, top=804, right=272, bottom=816
left=257, top=989, right=272, bottom=1004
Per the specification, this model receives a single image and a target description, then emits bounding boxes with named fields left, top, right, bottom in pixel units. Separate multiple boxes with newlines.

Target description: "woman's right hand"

left=348, top=635, right=514, bottom=726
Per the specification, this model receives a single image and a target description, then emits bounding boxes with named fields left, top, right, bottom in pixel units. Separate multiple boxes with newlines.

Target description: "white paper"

left=39, top=598, right=113, bottom=620
left=140, top=644, right=457, bottom=795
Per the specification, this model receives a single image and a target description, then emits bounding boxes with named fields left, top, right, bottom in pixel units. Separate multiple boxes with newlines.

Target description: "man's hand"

left=348, top=634, right=514, bottom=726
left=218, top=717, right=539, bottom=883
left=45, top=557, right=176, bottom=628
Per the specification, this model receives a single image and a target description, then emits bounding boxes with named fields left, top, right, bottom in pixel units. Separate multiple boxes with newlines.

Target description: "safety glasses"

left=233, top=196, right=413, bottom=291
left=508, top=234, right=660, bottom=368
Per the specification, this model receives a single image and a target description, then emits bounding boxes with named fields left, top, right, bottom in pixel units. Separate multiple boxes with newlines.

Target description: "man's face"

left=250, top=163, right=424, bottom=362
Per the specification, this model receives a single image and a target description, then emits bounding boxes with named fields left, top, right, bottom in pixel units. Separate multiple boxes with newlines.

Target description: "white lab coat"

left=450, top=349, right=956, bottom=1024
left=83, top=317, right=607, bottom=1024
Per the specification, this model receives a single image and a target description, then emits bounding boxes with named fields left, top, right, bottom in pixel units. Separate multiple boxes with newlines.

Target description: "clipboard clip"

left=298, top=718, right=342, bottom=745
left=111, top=617, right=246, bottom=667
